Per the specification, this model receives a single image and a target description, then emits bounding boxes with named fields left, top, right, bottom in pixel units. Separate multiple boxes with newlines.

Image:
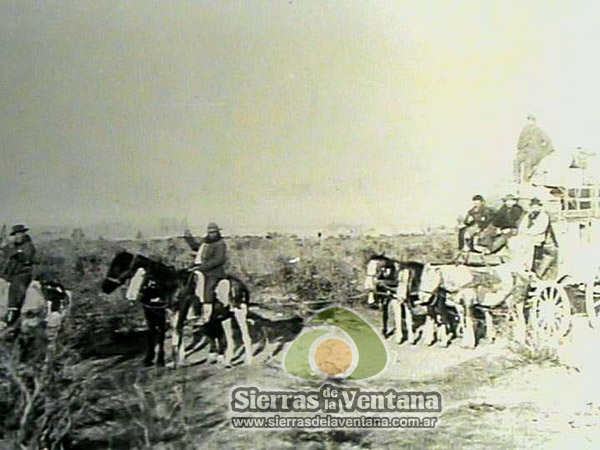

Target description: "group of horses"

left=97, top=249, right=535, bottom=370
left=1, top=246, right=540, bottom=368
left=363, top=255, right=533, bottom=348
left=101, top=251, right=253, bottom=368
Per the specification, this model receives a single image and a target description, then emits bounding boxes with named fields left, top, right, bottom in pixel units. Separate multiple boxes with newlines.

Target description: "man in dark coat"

left=2, top=225, right=36, bottom=325
left=458, top=195, right=495, bottom=251
left=477, top=194, right=526, bottom=254
left=183, top=222, right=227, bottom=324
left=513, top=115, right=555, bottom=183
left=494, top=194, right=525, bottom=232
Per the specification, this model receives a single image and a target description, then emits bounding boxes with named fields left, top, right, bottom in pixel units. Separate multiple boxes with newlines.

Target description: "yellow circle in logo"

left=314, top=338, right=353, bottom=376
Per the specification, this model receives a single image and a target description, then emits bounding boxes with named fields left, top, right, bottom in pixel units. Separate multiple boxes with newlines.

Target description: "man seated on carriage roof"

left=458, top=195, right=495, bottom=252
left=494, top=194, right=524, bottom=234
left=473, top=194, right=525, bottom=255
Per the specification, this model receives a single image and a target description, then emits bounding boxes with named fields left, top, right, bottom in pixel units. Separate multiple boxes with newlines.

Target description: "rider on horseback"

left=184, top=222, right=227, bottom=325
left=1, top=225, right=36, bottom=326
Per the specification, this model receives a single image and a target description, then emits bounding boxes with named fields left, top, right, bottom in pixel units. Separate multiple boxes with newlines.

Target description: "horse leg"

left=367, top=291, right=376, bottom=305
left=380, top=298, right=388, bottom=337
left=484, top=310, right=496, bottom=343
left=170, top=310, right=180, bottom=367
left=452, top=303, right=466, bottom=347
left=142, top=306, right=156, bottom=366
left=391, top=299, right=403, bottom=344
left=176, top=297, right=191, bottom=366
left=221, top=317, right=235, bottom=366
left=462, top=302, right=476, bottom=349
left=461, top=291, right=477, bottom=348
left=156, top=307, right=166, bottom=367
left=514, top=302, right=526, bottom=344
left=406, top=303, right=417, bottom=344
left=436, top=307, right=450, bottom=348
left=234, top=304, right=253, bottom=364
left=437, top=300, right=453, bottom=347
left=422, top=315, right=435, bottom=346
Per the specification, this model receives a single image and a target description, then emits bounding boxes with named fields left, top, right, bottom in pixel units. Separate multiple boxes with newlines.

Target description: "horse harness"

left=105, top=253, right=139, bottom=286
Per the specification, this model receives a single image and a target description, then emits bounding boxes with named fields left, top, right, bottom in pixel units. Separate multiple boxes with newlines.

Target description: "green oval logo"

left=284, top=307, right=388, bottom=380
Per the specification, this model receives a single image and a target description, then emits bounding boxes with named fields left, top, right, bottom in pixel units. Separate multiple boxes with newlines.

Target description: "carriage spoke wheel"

left=530, top=282, right=571, bottom=343
left=585, top=280, right=600, bottom=329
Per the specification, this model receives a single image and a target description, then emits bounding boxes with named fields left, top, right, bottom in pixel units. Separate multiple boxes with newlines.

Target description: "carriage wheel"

left=585, top=280, right=600, bottom=329
left=529, top=282, right=572, bottom=342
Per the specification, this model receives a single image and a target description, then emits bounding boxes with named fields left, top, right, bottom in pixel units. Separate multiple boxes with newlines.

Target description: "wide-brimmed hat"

left=206, top=222, right=221, bottom=232
left=10, top=224, right=29, bottom=235
left=472, top=194, right=484, bottom=201
left=530, top=198, right=542, bottom=206
left=503, top=194, right=518, bottom=201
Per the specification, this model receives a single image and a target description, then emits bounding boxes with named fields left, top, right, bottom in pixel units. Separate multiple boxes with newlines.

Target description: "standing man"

left=514, top=115, right=555, bottom=183
left=183, top=223, right=227, bottom=325
left=458, top=195, right=495, bottom=251
left=2, top=225, right=36, bottom=326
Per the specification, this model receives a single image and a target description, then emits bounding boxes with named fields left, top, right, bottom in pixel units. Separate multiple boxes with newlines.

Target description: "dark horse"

left=364, top=255, right=454, bottom=345
left=101, top=250, right=253, bottom=367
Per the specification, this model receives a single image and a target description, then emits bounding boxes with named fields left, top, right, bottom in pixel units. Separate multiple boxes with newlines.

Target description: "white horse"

left=418, top=263, right=529, bottom=348
left=389, top=262, right=446, bottom=346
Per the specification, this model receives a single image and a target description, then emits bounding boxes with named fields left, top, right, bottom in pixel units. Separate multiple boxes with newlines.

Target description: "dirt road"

left=70, top=305, right=600, bottom=449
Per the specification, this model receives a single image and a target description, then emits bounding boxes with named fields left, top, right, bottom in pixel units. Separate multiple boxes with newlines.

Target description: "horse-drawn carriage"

left=364, top=179, right=600, bottom=348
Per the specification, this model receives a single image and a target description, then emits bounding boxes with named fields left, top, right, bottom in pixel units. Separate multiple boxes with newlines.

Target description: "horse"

left=101, top=250, right=253, bottom=367
left=392, top=261, right=448, bottom=345
left=170, top=269, right=253, bottom=368
left=418, top=262, right=530, bottom=348
left=0, top=277, right=71, bottom=331
left=364, top=256, right=451, bottom=345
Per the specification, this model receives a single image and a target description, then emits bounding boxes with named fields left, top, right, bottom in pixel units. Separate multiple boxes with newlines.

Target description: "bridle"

left=106, top=253, right=139, bottom=286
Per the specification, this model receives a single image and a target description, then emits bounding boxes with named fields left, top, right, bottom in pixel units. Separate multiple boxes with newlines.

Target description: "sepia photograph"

left=2, top=1, right=600, bottom=448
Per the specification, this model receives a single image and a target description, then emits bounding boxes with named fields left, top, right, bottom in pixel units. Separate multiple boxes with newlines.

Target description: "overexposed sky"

left=2, top=1, right=600, bottom=234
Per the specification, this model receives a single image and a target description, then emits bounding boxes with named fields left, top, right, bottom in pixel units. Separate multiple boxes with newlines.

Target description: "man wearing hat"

left=1, top=225, right=36, bottom=325
left=183, top=223, right=227, bottom=325
left=473, top=194, right=524, bottom=254
left=513, top=115, right=556, bottom=183
left=458, top=195, right=495, bottom=251
left=514, top=198, right=555, bottom=276
left=494, top=195, right=524, bottom=232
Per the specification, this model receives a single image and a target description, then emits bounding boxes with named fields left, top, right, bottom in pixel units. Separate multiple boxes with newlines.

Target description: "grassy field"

left=2, top=232, right=599, bottom=449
